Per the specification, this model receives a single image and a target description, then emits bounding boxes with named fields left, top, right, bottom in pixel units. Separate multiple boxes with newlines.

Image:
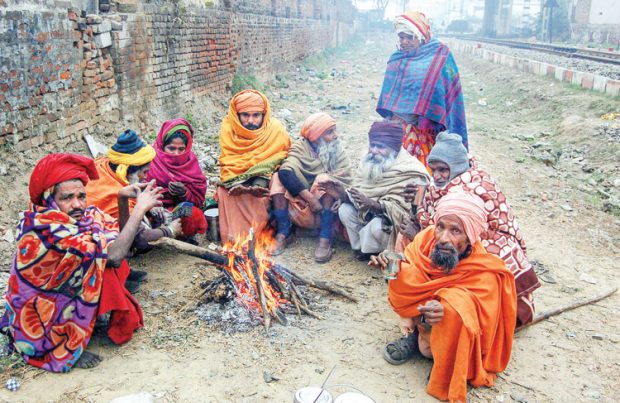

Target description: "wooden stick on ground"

left=151, top=237, right=358, bottom=303
left=516, top=287, right=618, bottom=333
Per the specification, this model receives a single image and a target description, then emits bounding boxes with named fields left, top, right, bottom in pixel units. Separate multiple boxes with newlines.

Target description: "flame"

left=220, top=228, right=286, bottom=320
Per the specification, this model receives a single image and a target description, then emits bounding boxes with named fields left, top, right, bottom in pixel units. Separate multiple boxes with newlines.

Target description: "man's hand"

left=418, top=300, right=444, bottom=326
left=330, top=199, right=341, bottom=213
left=118, top=181, right=151, bottom=199
left=168, top=181, right=187, bottom=198
left=135, top=181, right=164, bottom=213
left=317, top=179, right=347, bottom=200
left=307, top=195, right=323, bottom=213
left=149, top=206, right=167, bottom=223
left=399, top=216, right=421, bottom=240
left=403, top=183, right=418, bottom=204
left=368, top=251, right=389, bottom=269
left=350, top=188, right=381, bottom=213
left=399, top=316, right=416, bottom=335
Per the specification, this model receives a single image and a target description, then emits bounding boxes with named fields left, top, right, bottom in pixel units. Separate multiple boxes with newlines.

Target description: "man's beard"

left=68, top=208, right=85, bottom=221
left=359, top=152, right=396, bottom=183
left=317, top=138, right=342, bottom=172
left=431, top=243, right=472, bottom=273
left=243, top=123, right=261, bottom=130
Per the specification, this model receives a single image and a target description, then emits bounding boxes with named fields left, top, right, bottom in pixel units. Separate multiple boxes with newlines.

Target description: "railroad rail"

left=440, top=35, right=620, bottom=65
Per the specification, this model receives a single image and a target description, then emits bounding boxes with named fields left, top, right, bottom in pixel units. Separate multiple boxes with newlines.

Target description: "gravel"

left=465, top=42, right=620, bottom=81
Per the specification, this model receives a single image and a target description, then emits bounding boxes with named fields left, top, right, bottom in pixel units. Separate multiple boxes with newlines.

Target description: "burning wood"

left=152, top=231, right=357, bottom=331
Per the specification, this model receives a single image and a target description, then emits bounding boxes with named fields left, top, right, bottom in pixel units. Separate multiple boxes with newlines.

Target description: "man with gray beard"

left=321, top=122, right=429, bottom=260
left=270, top=112, right=352, bottom=262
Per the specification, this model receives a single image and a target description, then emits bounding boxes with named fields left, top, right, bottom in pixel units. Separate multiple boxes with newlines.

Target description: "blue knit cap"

left=111, top=129, right=146, bottom=154
left=428, top=131, right=469, bottom=181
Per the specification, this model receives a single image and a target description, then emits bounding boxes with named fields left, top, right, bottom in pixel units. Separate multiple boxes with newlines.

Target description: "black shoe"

left=128, top=270, right=148, bottom=283
left=125, top=280, right=140, bottom=294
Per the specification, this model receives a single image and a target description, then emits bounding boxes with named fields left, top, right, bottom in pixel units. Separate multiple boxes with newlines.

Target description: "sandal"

left=383, top=329, right=419, bottom=365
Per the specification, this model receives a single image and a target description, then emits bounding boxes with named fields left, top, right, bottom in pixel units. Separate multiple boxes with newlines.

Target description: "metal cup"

left=383, top=251, right=404, bottom=281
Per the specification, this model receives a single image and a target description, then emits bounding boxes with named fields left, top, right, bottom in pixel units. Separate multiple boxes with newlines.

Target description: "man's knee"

left=338, top=203, right=357, bottom=225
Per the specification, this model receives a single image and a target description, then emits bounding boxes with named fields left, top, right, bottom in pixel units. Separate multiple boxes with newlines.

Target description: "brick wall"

left=0, top=0, right=358, bottom=150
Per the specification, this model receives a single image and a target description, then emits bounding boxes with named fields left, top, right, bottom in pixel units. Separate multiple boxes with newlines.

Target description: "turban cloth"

left=29, top=153, right=99, bottom=204
left=107, top=129, right=156, bottom=185
left=368, top=121, right=403, bottom=152
left=433, top=189, right=488, bottom=245
left=233, top=90, right=266, bottom=114
left=300, top=112, right=336, bottom=142
left=394, top=11, right=432, bottom=43
left=428, top=131, right=470, bottom=181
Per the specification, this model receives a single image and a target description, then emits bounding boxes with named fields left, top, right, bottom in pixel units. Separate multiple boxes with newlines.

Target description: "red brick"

left=36, top=32, right=49, bottom=43
left=582, top=74, right=595, bottom=90
left=59, top=70, right=70, bottom=80
left=68, top=11, right=78, bottom=21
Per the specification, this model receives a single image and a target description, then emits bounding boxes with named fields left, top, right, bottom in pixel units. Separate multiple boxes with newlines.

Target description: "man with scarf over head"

left=87, top=129, right=182, bottom=283
left=371, top=190, right=517, bottom=402
left=270, top=112, right=352, bottom=262
left=396, top=131, right=540, bottom=326
left=1, top=154, right=163, bottom=372
left=376, top=11, right=468, bottom=169
left=217, top=90, right=291, bottom=242
left=320, top=122, right=428, bottom=260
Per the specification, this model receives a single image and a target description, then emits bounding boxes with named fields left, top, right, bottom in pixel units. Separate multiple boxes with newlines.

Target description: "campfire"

left=153, top=231, right=357, bottom=331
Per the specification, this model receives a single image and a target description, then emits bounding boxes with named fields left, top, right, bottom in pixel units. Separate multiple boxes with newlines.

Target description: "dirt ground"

left=0, top=33, right=619, bottom=402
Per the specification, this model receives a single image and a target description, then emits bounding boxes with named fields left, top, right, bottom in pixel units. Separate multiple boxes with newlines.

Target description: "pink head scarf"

left=147, top=118, right=207, bottom=207
left=433, top=189, right=488, bottom=245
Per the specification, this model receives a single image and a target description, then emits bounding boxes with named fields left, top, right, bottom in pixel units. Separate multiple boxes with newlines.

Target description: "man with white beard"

left=270, top=112, right=352, bottom=262
left=321, top=122, right=429, bottom=260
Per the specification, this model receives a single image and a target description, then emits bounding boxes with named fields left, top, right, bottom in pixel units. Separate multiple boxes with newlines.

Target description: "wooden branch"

left=248, top=229, right=271, bottom=331
left=285, top=268, right=359, bottom=303
left=516, top=287, right=618, bottom=333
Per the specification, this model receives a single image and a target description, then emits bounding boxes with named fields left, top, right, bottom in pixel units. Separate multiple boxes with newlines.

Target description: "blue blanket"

left=376, top=39, right=468, bottom=148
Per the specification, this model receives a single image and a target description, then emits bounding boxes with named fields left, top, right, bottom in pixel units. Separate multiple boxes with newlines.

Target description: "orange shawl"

left=389, top=226, right=516, bottom=402
left=86, top=157, right=135, bottom=219
left=218, top=90, right=291, bottom=187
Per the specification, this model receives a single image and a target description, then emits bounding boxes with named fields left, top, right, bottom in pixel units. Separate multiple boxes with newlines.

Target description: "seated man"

left=87, top=129, right=180, bottom=287
left=321, top=122, right=428, bottom=260
left=398, top=131, right=540, bottom=326
left=0, top=154, right=162, bottom=372
left=217, top=89, right=291, bottom=242
left=270, top=112, right=351, bottom=262
left=372, top=191, right=517, bottom=402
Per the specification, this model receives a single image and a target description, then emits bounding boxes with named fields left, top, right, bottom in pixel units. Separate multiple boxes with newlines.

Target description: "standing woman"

left=376, top=11, right=468, bottom=169
left=147, top=118, right=208, bottom=238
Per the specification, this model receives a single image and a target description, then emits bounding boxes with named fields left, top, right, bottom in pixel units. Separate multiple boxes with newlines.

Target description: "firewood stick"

left=289, top=281, right=309, bottom=307
left=248, top=229, right=271, bottom=331
left=152, top=237, right=358, bottom=302
left=516, top=287, right=617, bottom=333
left=290, top=293, right=303, bottom=318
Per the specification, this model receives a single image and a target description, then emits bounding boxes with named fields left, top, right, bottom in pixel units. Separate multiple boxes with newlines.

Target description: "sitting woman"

left=147, top=118, right=208, bottom=240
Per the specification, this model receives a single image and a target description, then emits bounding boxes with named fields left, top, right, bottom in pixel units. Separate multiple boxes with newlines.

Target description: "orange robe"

left=86, top=157, right=135, bottom=219
left=389, top=226, right=517, bottom=402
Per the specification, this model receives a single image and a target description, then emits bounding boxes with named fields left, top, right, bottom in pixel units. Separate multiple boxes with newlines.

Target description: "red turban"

left=29, top=153, right=99, bottom=204
left=300, top=112, right=336, bottom=142
left=232, top=90, right=266, bottom=114
left=368, top=121, right=403, bottom=152
left=433, top=189, right=488, bottom=245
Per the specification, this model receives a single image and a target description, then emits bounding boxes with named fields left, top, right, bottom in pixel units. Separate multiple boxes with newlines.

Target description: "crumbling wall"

left=0, top=0, right=358, bottom=150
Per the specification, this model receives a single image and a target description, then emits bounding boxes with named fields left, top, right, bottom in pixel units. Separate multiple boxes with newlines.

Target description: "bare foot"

left=74, top=351, right=102, bottom=369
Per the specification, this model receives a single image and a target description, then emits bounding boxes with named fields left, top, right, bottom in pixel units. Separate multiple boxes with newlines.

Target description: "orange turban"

left=433, top=189, right=488, bottom=245
left=300, top=112, right=336, bottom=143
left=232, top=90, right=266, bottom=113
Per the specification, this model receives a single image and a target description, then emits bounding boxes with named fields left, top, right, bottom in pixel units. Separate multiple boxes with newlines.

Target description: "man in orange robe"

left=217, top=90, right=291, bottom=241
left=372, top=190, right=516, bottom=402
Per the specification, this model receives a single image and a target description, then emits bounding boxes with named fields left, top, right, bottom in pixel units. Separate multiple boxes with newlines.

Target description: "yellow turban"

left=233, top=90, right=266, bottom=114
left=107, top=144, right=156, bottom=185
left=300, top=112, right=336, bottom=143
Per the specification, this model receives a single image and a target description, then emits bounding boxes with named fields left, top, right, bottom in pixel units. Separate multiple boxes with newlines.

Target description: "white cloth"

left=339, top=203, right=390, bottom=254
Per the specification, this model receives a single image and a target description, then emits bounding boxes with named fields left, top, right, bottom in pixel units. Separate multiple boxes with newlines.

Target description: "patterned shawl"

left=376, top=38, right=468, bottom=148
left=1, top=201, right=118, bottom=372
left=147, top=118, right=207, bottom=208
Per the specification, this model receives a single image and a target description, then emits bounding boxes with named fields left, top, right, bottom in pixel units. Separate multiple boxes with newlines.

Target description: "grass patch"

left=231, top=74, right=264, bottom=95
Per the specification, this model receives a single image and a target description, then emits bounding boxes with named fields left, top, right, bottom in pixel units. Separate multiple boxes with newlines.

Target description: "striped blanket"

left=376, top=39, right=468, bottom=148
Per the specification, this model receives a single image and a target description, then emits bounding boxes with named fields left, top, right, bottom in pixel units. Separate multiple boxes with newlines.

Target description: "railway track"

left=440, top=35, right=620, bottom=65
